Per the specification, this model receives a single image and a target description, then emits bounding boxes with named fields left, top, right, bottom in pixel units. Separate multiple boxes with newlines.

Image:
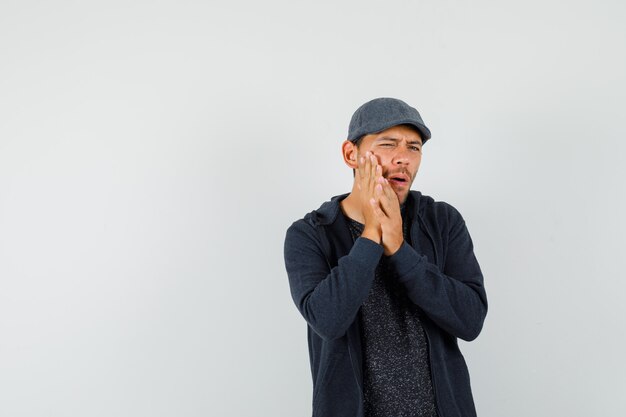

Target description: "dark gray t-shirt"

left=344, top=206, right=438, bottom=417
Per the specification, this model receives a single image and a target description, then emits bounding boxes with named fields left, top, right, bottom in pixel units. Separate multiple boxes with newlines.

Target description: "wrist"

left=383, top=238, right=403, bottom=256
left=361, top=226, right=381, bottom=244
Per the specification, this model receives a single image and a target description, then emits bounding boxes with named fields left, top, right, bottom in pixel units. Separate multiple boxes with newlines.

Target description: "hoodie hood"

left=306, top=190, right=433, bottom=227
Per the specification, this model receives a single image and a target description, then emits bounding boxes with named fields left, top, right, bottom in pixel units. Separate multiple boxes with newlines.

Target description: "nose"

left=392, top=146, right=410, bottom=165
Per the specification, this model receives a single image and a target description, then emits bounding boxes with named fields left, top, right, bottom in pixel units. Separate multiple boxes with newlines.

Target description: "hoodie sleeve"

left=387, top=207, right=488, bottom=341
left=284, top=220, right=383, bottom=341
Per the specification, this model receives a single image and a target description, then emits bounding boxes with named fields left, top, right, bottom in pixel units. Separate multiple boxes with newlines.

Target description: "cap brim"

left=350, top=119, right=431, bottom=143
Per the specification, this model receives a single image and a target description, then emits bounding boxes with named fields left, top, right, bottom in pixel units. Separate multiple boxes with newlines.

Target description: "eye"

left=410, top=146, right=421, bottom=152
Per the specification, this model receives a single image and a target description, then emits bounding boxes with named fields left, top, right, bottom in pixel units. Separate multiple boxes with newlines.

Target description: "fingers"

left=369, top=196, right=386, bottom=220
left=382, top=177, right=399, bottom=203
left=356, top=153, right=365, bottom=185
left=357, top=151, right=379, bottom=195
left=371, top=183, right=390, bottom=218
left=356, top=155, right=365, bottom=191
left=374, top=183, right=384, bottom=200
left=366, top=154, right=375, bottom=191
left=369, top=153, right=377, bottom=181
left=375, top=177, right=400, bottom=216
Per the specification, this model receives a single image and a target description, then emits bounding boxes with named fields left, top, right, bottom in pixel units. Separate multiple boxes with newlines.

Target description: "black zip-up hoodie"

left=284, top=191, right=488, bottom=417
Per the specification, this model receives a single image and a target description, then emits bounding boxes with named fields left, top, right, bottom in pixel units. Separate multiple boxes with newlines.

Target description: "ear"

left=341, top=140, right=358, bottom=169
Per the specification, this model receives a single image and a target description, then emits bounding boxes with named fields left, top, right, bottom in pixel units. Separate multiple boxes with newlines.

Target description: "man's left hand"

left=369, top=176, right=403, bottom=256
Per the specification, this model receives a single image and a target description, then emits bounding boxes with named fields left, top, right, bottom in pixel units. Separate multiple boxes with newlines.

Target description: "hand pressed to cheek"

left=355, top=152, right=383, bottom=241
left=378, top=177, right=401, bottom=216
left=370, top=177, right=404, bottom=255
left=356, top=151, right=380, bottom=193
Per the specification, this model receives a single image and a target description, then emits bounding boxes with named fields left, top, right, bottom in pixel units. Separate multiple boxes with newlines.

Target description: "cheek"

left=408, top=156, right=421, bottom=179
left=372, top=152, right=392, bottom=166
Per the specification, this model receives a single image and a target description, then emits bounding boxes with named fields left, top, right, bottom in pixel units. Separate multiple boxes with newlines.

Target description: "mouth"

left=386, top=172, right=410, bottom=187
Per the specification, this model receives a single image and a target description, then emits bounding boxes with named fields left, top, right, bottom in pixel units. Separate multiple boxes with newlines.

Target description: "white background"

left=1, top=1, right=625, bottom=416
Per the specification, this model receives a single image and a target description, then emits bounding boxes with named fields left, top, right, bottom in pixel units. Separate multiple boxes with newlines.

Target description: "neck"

left=339, top=182, right=365, bottom=223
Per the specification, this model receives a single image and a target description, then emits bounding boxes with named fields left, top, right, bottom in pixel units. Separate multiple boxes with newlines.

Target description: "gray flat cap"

left=347, top=97, right=431, bottom=143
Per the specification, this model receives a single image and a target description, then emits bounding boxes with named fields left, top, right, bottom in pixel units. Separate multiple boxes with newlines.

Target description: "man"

left=284, top=97, right=487, bottom=417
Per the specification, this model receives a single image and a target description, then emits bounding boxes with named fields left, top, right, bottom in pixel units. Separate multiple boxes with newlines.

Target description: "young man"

left=284, top=97, right=487, bottom=417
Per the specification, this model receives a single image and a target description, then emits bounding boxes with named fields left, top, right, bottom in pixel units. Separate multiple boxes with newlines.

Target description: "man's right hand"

left=355, top=151, right=382, bottom=244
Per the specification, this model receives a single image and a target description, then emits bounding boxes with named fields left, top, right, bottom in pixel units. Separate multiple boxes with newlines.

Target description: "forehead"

left=366, top=124, right=423, bottom=143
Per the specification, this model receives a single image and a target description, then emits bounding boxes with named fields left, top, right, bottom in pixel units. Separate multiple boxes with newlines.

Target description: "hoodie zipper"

left=347, top=342, right=363, bottom=392
left=414, top=213, right=444, bottom=416
left=423, top=327, right=444, bottom=417
left=417, top=213, right=440, bottom=268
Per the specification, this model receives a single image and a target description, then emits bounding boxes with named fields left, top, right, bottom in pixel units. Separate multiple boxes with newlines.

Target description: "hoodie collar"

left=310, top=190, right=423, bottom=226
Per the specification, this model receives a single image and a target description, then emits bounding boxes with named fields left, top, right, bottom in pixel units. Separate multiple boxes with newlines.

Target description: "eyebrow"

left=376, top=136, right=423, bottom=145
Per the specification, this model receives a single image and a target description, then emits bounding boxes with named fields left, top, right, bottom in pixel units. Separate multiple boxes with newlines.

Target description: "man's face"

left=356, top=124, right=423, bottom=204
